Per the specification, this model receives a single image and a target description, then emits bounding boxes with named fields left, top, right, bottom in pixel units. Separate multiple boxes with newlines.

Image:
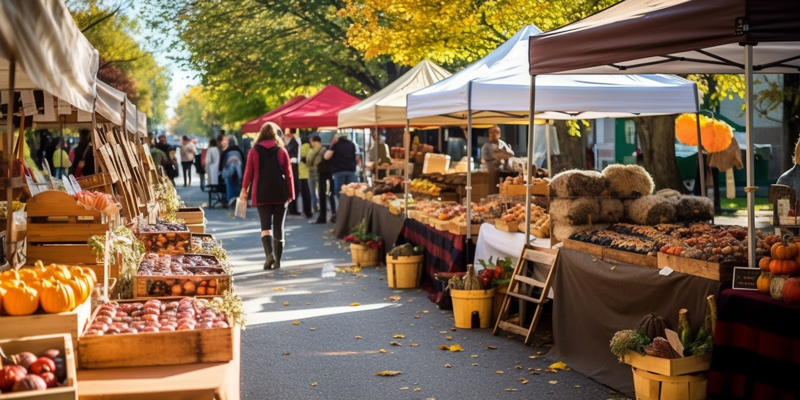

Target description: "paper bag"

left=234, top=197, right=247, bottom=218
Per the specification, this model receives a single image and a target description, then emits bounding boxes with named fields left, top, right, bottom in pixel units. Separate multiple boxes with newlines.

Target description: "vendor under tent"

left=406, top=23, right=698, bottom=242
left=241, top=95, right=306, bottom=134
left=526, top=0, right=800, bottom=396
left=274, top=85, right=360, bottom=129
left=337, top=60, right=451, bottom=129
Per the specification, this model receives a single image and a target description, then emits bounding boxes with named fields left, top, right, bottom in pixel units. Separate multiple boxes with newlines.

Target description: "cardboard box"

left=422, top=153, right=450, bottom=175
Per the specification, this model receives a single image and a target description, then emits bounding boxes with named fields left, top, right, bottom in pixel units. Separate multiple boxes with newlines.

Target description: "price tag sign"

left=732, top=267, right=761, bottom=290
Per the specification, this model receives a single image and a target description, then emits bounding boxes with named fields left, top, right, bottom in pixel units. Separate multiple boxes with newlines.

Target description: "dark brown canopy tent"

left=527, top=0, right=800, bottom=268
left=524, top=0, right=800, bottom=395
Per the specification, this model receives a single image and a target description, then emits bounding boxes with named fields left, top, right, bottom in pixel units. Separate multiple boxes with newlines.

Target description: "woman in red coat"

left=240, top=122, right=295, bottom=269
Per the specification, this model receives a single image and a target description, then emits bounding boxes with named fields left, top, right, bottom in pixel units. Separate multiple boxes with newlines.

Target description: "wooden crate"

left=657, top=252, right=737, bottom=281
left=133, top=273, right=231, bottom=298
left=78, top=299, right=234, bottom=369
left=430, top=218, right=451, bottom=232
left=26, top=191, right=112, bottom=244
left=137, top=231, right=191, bottom=254
left=26, top=244, right=99, bottom=265
left=624, top=353, right=711, bottom=376
left=448, top=221, right=481, bottom=236
left=0, top=298, right=92, bottom=351
left=0, top=334, right=78, bottom=400
left=562, top=239, right=658, bottom=268
left=175, top=207, right=204, bottom=224
left=494, top=219, right=519, bottom=232
left=499, top=182, right=550, bottom=197
left=187, top=223, right=205, bottom=234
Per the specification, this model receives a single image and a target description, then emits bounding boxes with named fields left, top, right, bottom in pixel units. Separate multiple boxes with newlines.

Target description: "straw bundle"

left=549, top=169, right=606, bottom=198
left=550, top=198, right=601, bottom=226
left=598, top=197, right=625, bottom=223
left=602, top=164, right=654, bottom=197
left=626, top=195, right=677, bottom=225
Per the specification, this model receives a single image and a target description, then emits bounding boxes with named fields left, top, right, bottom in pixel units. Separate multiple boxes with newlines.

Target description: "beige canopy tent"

left=526, top=0, right=800, bottom=269
left=337, top=60, right=451, bottom=128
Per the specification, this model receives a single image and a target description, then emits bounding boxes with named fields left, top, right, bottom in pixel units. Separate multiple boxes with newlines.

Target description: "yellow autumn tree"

left=339, top=0, right=619, bottom=67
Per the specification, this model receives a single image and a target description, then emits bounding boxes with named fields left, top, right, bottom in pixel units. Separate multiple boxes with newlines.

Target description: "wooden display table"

left=77, top=325, right=241, bottom=400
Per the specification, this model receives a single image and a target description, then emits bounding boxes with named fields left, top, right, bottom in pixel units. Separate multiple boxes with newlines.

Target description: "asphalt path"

left=175, top=181, right=627, bottom=400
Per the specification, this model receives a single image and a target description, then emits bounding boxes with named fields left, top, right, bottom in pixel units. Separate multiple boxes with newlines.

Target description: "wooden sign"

left=113, top=144, right=131, bottom=181
left=98, top=145, right=120, bottom=183
left=732, top=267, right=761, bottom=290
left=142, top=144, right=156, bottom=171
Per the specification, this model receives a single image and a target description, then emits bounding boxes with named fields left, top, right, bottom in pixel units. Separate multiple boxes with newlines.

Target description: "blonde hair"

left=257, top=122, right=284, bottom=147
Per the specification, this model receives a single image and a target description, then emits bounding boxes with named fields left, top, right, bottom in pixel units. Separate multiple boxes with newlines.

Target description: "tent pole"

left=5, top=57, right=15, bottom=266
left=744, top=45, right=756, bottom=269
left=374, top=123, right=379, bottom=185
left=695, top=111, right=706, bottom=199
left=545, top=122, right=552, bottom=173
left=525, top=75, right=536, bottom=243
left=404, top=120, right=410, bottom=219
left=466, top=82, right=473, bottom=246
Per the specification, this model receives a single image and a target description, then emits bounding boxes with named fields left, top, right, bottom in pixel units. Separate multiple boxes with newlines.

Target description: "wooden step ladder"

left=493, top=244, right=559, bottom=344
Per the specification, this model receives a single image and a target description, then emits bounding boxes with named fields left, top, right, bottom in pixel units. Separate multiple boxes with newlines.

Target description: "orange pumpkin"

left=43, top=265, right=72, bottom=282
left=59, top=277, right=89, bottom=305
left=759, top=257, right=772, bottom=271
left=771, top=235, right=798, bottom=260
left=81, top=267, right=98, bottom=286
left=783, top=277, right=800, bottom=304
left=0, top=287, right=4, bottom=314
left=770, top=259, right=800, bottom=276
left=757, top=271, right=772, bottom=293
left=3, top=283, right=39, bottom=316
left=40, top=280, right=75, bottom=314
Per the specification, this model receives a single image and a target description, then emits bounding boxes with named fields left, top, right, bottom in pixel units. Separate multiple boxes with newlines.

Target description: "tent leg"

left=525, top=75, right=537, bottom=243
left=744, top=45, right=756, bottom=269
left=466, top=82, right=473, bottom=250
left=5, top=57, right=15, bottom=267
left=404, top=121, right=410, bottom=218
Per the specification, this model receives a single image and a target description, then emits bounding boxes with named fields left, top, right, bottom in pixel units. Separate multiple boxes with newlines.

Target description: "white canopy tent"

left=96, top=80, right=125, bottom=126
left=406, top=24, right=699, bottom=240
left=338, top=60, right=451, bottom=128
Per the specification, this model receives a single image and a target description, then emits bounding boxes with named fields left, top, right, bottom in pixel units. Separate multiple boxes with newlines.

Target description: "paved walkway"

left=174, top=181, right=623, bottom=400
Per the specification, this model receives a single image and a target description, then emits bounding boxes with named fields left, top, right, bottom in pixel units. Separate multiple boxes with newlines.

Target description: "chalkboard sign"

left=732, top=267, right=761, bottom=290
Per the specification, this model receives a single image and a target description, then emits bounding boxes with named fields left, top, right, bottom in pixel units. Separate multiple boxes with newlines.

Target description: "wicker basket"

left=350, top=243, right=380, bottom=267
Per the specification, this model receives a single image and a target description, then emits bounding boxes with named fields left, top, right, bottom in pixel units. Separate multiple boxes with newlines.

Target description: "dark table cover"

left=399, top=218, right=474, bottom=305
left=334, top=194, right=406, bottom=247
left=708, top=289, right=800, bottom=399
left=546, top=248, right=721, bottom=397
left=368, top=203, right=405, bottom=248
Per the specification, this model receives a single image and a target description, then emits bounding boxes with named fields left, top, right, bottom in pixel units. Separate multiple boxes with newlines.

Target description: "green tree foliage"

left=67, top=0, right=170, bottom=128
left=170, top=86, right=219, bottom=138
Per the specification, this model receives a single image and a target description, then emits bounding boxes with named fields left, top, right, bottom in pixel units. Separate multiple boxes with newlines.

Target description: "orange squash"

left=771, top=235, right=798, bottom=260
left=783, top=277, right=800, bottom=304
left=3, top=282, right=39, bottom=316
left=40, top=280, right=75, bottom=314
left=759, top=257, right=772, bottom=271
left=81, top=267, right=98, bottom=286
left=59, top=277, right=88, bottom=305
left=769, top=258, right=800, bottom=276
left=757, top=271, right=772, bottom=293
left=0, top=287, right=4, bottom=314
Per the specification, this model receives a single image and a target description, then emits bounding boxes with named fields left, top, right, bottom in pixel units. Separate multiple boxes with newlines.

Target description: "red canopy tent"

left=273, top=85, right=360, bottom=129
left=241, top=95, right=307, bottom=133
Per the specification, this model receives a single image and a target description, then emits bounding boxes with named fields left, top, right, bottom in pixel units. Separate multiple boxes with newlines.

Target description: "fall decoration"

left=39, top=280, right=75, bottom=314
left=759, top=256, right=772, bottom=271
left=757, top=271, right=772, bottom=293
left=771, top=274, right=789, bottom=301
left=2, top=282, right=39, bottom=316
left=635, top=313, right=673, bottom=340
left=674, top=113, right=734, bottom=153
left=770, top=234, right=797, bottom=260
left=782, top=277, right=800, bottom=304
left=343, top=218, right=383, bottom=249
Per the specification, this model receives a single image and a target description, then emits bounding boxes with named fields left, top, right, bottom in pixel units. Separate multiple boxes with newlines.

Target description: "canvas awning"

left=0, top=0, right=99, bottom=112
left=276, top=85, right=360, bottom=129
left=338, top=60, right=451, bottom=128
left=137, top=110, right=147, bottom=136
left=95, top=80, right=125, bottom=126
left=241, top=95, right=307, bottom=133
left=406, top=25, right=698, bottom=125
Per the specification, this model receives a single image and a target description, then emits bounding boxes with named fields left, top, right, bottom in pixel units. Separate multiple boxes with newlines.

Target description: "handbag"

left=234, top=197, right=247, bottom=218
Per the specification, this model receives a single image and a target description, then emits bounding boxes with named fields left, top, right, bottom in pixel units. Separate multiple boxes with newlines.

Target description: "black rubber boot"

left=272, top=239, right=284, bottom=269
left=261, top=236, right=274, bottom=270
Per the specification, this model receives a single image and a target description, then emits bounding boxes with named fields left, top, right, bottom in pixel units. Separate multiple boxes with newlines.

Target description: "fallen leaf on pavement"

left=439, top=331, right=447, bottom=334
left=393, top=334, right=405, bottom=339
left=388, top=296, right=401, bottom=302
left=413, top=388, right=421, bottom=392
left=518, top=378, right=529, bottom=384
left=272, top=287, right=285, bottom=291
left=574, top=385, right=581, bottom=388
left=448, top=344, right=463, bottom=352
left=528, top=355, right=538, bottom=359
left=350, top=302, right=361, bottom=306
left=505, top=388, right=518, bottom=392
left=439, top=345, right=448, bottom=350
left=374, top=371, right=402, bottom=376
left=608, top=390, right=619, bottom=395
left=390, top=342, right=402, bottom=346
left=487, top=345, right=498, bottom=350
left=471, top=363, right=479, bottom=366
left=549, top=380, right=558, bottom=385
left=283, top=301, right=290, bottom=306
left=281, top=352, right=290, bottom=356
left=444, top=364, right=451, bottom=368
left=414, top=315, right=420, bottom=319
left=379, top=349, right=387, bottom=353
left=496, top=370, right=504, bottom=374
left=445, top=336, right=453, bottom=340
left=399, top=387, right=409, bottom=390
left=422, top=310, right=429, bottom=313
left=470, top=355, right=478, bottom=358
left=549, top=361, right=569, bottom=370
left=409, top=343, right=419, bottom=347
left=310, top=382, right=317, bottom=386
left=309, top=327, right=316, bottom=331
left=292, top=321, right=300, bottom=325
left=355, top=335, right=363, bottom=339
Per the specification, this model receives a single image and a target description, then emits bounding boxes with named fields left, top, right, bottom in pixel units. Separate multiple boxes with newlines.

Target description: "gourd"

left=635, top=313, right=673, bottom=340
left=59, top=278, right=87, bottom=306
left=771, top=274, right=789, bottom=301
left=81, top=266, right=98, bottom=284
left=677, top=309, right=692, bottom=348
left=769, top=258, right=799, bottom=276
left=40, top=280, right=75, bottom=314
left=3, top=282, right=39, bottom=316
left=462, top=264, right=482, bottom=290
left=12, top=374, right=47, bottom=392
left=782, top=277, right=800, bottom=304
left=758, top=256, right=772, bottom=271
left=770, top=234, right=797, bottom=260
left=447, top=275, right=464, bottom=290
left=757, top=271, right=772, bottom=293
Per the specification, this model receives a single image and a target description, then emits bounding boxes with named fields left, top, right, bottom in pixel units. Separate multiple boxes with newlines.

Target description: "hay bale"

left=655, top=188, right=682, bottom=201
left=549, top=169, right=606, bottom=197
left=598, top=197, right=625, bottom=223
left=553, top=222, right=609, bottom=243
left=549, top=198, right=601, bottom=225
left=602, top=164, right=654, bottom=197
left=674, top=195, right=714, bottom=221
left=626, top=195, right=677, bottom=225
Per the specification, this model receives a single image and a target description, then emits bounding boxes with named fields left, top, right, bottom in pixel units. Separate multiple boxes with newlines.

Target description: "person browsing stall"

left=480, top=125, right=514, bottom=168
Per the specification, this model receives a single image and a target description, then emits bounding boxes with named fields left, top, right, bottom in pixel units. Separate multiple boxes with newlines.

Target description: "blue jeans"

left=332, top=171, right=358, bottom=202
left=226, top=179, right=242, bottom=206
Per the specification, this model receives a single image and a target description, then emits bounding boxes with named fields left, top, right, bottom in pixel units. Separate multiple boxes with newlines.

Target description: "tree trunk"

left=552, top=120, right=586, bottom=174
left=635, top=115, right=686, bottom=192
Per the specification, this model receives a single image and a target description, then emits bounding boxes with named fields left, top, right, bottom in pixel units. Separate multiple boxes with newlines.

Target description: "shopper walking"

left=180, top=136, right=197, bottom=186
left=51, top=138, right=72, bottom=179
left=221, top=135, right=245, bottom=208
left=205, top=138, right=221, bottom=189
left=324, top=133, right=359, bottom=222
left=241, top=122, right=294, bottom=270
left=69, top=129, right=95, bottom=178
left=299, top=137, right=313, bottom=218
left=284, top=129, right=302, bottom=216
left=307, top=135, right=335, bottom=224
left=156, top=135, right=178, bottom=186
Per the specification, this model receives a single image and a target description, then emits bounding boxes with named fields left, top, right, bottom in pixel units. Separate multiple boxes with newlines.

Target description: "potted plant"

left=343, top=218, right=383, bottom=267
left=385, top=244, right=424, bottom=288
left=447, top=264, right=496, bottom=329
left=477, top=256, right=515, bottom=321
